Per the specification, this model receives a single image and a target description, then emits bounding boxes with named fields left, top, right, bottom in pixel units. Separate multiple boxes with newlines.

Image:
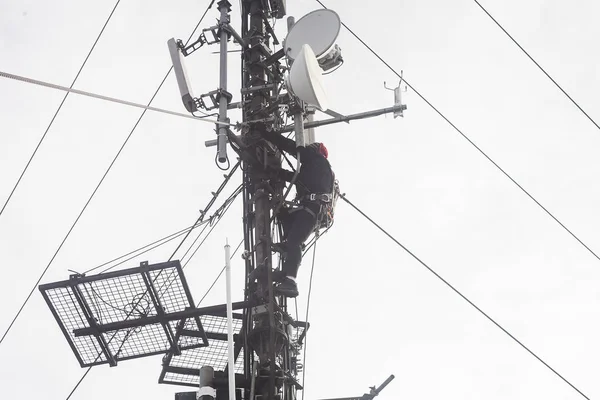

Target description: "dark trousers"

left=280, top=205, right=318, bottom=278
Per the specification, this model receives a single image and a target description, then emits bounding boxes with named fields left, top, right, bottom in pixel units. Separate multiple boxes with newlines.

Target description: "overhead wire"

left=181, top=184, right=243, bottom=268
left=295, top=226, right=331, bottom=398
left=314, top=0, right=600, bottom=265
left=0, top=0, right=122, bottom=219
left=302, top=224, right=332, bottom=257
left=97, top=220, right=211, bottom=275
left=338, top=193, right=590, bottom=400
left=153, top=182, right=243, bottom=305
left=65, top=323, right=148, bottom=400
left=178, top=222, right=213, bottom=264
left=472, top=0, right=600, bottom=133
left=83, top=155, right=240, bottom=276
left=82, top=220, right=207, bottom=275
left=0, top=70, right=231, bottom=126
left=65, top=365, right=93, bottom=400
left=169, top=160, right=241, bottom=262
left=157, top=213, right=232, bottom=311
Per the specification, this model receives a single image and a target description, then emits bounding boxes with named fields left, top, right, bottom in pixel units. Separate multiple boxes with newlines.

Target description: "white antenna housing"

left=167, top=38, right=197, bottom=113
left=284, top=9, right=343, bottom=71
left=286, top=44, right=329, bottom=111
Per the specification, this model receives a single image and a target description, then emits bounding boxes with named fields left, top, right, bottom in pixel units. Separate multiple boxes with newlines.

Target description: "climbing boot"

left=271, top=269, right=286, bottom=283
left=275, top=277, right=299, bottom=298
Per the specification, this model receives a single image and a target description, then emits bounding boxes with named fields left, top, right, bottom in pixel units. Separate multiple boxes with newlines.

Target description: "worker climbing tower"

left=37, top=2, right=403, bottom=400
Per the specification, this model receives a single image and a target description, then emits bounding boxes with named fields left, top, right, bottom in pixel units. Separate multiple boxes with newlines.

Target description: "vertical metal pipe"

left=294, top=112, right=305, bottom=148
left=199, top=366, right=215, bottom=400
left=249, top=360, right=258, bottom=400
left=225, top=240, right=236, bottom=400
left=245, top=1, right=280, bottom=399
left=286, top=16, right=295, bottom=34
left=306, top=107, right=316, bottom=144
left=239, top=0, right=253, bottom=384
left=217, top=1, right=231, bottom=163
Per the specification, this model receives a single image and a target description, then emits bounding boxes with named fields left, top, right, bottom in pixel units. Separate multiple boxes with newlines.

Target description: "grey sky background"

left=1, top=0, right=600, bottom=399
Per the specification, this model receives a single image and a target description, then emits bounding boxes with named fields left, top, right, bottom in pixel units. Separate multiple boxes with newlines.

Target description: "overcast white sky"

left=1, top=0, right=600, bottom=399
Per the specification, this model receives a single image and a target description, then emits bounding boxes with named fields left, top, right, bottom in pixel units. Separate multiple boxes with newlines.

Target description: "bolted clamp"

left=196, top=386, right=216, bottom=400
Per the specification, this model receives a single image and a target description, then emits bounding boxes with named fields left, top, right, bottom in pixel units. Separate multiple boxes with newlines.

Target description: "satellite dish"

left=284, top=9, right=341, bottom=62
left=286, top=44, right=328, bottom=111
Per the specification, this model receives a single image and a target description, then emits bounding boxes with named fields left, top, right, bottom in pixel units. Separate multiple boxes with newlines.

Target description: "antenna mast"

left=241, top=1, right=297, bottom=399
left=38, top=2, right=404, bottom=400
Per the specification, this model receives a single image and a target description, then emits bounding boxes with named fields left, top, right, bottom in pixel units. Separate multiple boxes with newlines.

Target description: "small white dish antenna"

left=284, top=9, right=341, bottom=65
left=286, top=44, right=329, bottom=111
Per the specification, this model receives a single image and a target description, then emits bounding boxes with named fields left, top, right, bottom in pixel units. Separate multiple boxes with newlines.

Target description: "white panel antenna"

left=167, top=38, right=197, bottom=113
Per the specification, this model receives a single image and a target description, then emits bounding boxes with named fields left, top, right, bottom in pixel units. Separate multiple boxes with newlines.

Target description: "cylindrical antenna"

left=225, top=239, right=235, bottom=400
left=216, top=0, right=231, bottom=164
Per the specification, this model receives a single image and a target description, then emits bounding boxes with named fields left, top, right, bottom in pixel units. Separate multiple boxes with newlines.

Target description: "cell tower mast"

left=38, top=2, right=402, bottom=400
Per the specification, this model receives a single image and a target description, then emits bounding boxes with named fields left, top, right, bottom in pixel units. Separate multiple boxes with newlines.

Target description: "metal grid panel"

left=150, top=268, right=191, bottom=314
left=44, top=286, right=108, bottom=365
left=160, top=313, right=309, bottom=387
left=201, top=314, right=243, bottom=336
left=79, top=274, right=156, bottom=324
left=39, top=261, right=207, bottom=367
left=169, top=315, right=244, bottom=372
left=169, top=340, right=245, bottom=372
left=161, top=314, right=245, bottom=386
left=161, top=346, right=246, bottom=387
left=163, top=371, right=200, bottom=386
left=105, top=322, right=177, bottom=359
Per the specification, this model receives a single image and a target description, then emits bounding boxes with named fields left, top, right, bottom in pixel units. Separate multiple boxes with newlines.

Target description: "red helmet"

left=309, top=142, right=328, bottom=159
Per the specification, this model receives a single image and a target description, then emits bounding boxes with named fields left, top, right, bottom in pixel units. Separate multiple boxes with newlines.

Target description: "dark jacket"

left=264, top=133, right=334, bottom=200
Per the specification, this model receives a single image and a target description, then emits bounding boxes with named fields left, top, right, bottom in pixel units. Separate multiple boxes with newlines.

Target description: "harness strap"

left=300, top=193, right=333, bottom=202
left=289, top=204, right=319, bottom=219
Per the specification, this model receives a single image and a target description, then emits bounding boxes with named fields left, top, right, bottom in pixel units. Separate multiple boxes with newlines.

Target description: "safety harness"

left=291, top=173, right=340, bottom=231
left=267, top=139, right=339, bottom=232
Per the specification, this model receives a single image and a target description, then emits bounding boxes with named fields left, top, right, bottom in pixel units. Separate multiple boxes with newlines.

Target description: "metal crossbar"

left=38, top=260, right=208, bottom=367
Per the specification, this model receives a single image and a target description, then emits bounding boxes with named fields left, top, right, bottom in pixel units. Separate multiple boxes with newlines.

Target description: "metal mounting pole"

left=294, top=112, right=305, bottom=148
left=277, top=105, right=407, bottom=133
left=217, top=0, right=232, bottom=164
left=199, top=366, right=216, bottom=400
left=306, top=107, right=316, bottom=144
left=225, top=240, right=235, bottom=400
left=204, top=105, right=407, bottom=148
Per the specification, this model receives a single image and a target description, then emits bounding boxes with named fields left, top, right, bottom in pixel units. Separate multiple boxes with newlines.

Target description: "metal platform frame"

left=39, top=260, right=211, bottom=367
